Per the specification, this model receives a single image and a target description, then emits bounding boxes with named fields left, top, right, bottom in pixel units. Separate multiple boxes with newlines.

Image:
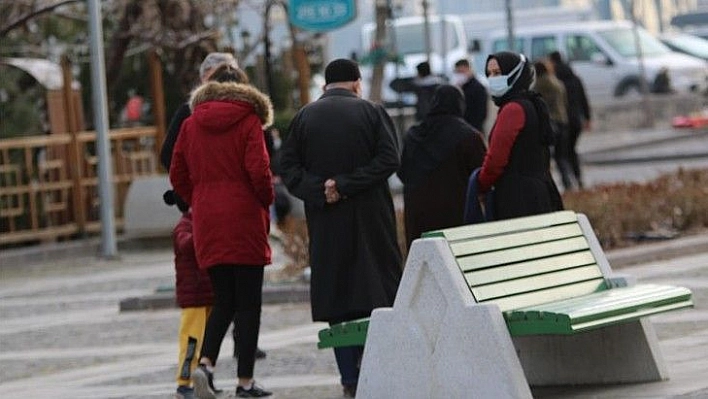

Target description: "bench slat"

left=456, top=236, right=590, bottom=271
left=423, top=210, right=578, bottom=241
left=566, top=286, right=693, bottom=323
left=506, top=296, right=694, bottom=336
left=317, top=318, right=369, bottom=349
left=490, top=279, right=607, bottom=312
left=512, top=284, right=688, bottom=315
left=464, top=250, right=597, bottom=286
left=450, top=223, right=584, bottom=257
left=570, top=300, right=694, bottom=333
left=471, top=265, right=604, bottom=301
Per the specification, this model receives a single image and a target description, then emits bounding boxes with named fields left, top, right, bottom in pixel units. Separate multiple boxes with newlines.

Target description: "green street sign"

left=289, top=0, right=356, bottom=32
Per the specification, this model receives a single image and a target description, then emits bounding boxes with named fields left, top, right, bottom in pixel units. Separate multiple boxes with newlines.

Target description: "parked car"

left=472, top=20, right=708, bottom=104
left=659, top=32, right=708, bottom=61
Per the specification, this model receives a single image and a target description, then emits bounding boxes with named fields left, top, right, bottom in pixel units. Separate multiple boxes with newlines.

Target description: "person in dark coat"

left=549, top=51, right=592, bottom=189
left=390, top=61, right=446, bottom=121
left=477, top=51, right=564, bottom=220
left=170, top=65, right=274, bottom=398
left=453, top=58, right=489, bottom=132
left=279, top=58, right=402, bottom=398
left=533, top=60, right=572, bottom=190
left=397, top=84, right=487, bottom=251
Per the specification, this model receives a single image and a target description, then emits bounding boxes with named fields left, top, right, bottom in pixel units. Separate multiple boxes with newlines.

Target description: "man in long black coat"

left=279, top=58, right=402, bottom=397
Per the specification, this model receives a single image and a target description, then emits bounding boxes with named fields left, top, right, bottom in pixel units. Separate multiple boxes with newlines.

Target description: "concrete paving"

left=1, top=232, right=707, bottom=399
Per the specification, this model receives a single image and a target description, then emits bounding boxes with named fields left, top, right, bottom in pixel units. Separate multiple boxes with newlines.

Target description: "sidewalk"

left=1, top=231, right=707, bottom=398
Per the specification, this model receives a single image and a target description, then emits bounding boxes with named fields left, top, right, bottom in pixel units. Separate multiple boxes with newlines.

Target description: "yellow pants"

left=176, top=306, right=211, bottom=387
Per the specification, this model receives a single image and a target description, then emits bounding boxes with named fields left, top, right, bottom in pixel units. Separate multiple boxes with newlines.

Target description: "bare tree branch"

left=0, top=0, right=83, bottom=37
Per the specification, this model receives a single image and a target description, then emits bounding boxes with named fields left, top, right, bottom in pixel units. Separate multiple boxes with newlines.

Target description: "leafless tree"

left=1, top=0, right=243, bottom=95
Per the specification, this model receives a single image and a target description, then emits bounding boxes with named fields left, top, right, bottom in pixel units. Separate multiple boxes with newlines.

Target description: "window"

left=596, top=28, right=670, bottom=58
left=365, top=20, right=461, bottom=56
left=565, top=35, right=603, bottom=61
left=531, top=36, right=558, bottom=60
left=492, top=37, right=524, bottom=53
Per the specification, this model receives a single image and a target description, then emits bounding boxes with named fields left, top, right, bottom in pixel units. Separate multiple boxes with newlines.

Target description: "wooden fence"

left=0, top=127, right=160, bottom=246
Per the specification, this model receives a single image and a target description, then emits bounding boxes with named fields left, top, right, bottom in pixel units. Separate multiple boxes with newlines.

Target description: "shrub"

left=562, top=168, right=708, bottom=248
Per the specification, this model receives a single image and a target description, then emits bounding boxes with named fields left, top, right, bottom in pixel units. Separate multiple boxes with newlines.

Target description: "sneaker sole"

left=192, top=368, right=217, bottom=399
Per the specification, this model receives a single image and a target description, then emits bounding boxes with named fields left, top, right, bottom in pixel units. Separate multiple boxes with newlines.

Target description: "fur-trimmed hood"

left=189, top=81, right=274, bottom=128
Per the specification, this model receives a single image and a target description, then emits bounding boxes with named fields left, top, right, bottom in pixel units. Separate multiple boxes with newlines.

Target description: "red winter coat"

left=173, top=213, right=214, bottom=307
left=170, top=81, right=274, bottom=268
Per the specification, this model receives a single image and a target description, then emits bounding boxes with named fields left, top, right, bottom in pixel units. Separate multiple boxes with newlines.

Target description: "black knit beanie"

left=325, top=58, right=361, bottom=84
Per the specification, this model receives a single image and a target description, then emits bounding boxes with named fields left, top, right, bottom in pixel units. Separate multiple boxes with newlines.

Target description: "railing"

left=0, top=127, right=160, bottom=246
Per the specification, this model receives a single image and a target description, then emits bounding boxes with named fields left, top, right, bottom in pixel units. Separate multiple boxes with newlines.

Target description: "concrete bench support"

left=514, top=318, right=668, bottom=385
left=357, top=238, right=533, bottom=398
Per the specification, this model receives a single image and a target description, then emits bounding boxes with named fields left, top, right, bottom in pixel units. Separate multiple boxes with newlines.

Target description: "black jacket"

left=280, top=88, right=402, bottom=323
left=461, top=76, right=489, bottom=132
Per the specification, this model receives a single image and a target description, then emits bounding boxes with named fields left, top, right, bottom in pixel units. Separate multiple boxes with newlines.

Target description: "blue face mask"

left=488, top=55, right=526, bottom=98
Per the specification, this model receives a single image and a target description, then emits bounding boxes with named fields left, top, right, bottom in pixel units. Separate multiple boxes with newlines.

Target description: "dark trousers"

left=567, top=124, right=584, bottom=187
left=553, top=124, right=575, bottom=190
left=332, top=342, right=364, bottom=386
left=200, top=265, right=264, bottom=379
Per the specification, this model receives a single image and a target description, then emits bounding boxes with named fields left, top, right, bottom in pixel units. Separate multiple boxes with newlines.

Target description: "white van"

left=474, top=20, right=708, bottom=104
left=359, top=15, right=468, bottom=106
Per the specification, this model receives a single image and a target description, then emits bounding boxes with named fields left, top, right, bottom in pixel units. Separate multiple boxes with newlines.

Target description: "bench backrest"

left=422, top=211, right=608, bottom=312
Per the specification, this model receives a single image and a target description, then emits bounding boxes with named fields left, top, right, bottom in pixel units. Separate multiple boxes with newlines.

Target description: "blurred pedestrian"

left=397, top=84, right=487, bottom=251
left=122, top=89, right=145, bottom=127
left=390, top=61, right=446, bottom=121
left=532, top=59, right=573, bottom=190
left=476, top=51, right=564, bottom=220
left=170, top=64, right=275, bottom=398
left=549, top=51, right=592, bottom=189
left=279, top=58, right=403, bottom=398
left=453, top=58, right=489, bottom=132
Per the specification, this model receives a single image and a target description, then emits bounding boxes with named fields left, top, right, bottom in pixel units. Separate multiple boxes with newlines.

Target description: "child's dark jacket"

left=174, top=213, right=214, bottom=308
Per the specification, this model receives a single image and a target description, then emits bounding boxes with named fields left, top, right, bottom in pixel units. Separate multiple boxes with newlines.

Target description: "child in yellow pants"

left=172, top=210, right=220, bottom=399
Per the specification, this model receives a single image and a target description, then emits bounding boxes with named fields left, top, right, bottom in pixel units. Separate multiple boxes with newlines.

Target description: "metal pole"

left=439, top=2, right=447, bottom=75
left=630, top=0, right=655, bottom=127
left=87, top=0, right=118, bottom=258
left=264, top=1, right=274, bottom=96
left=422, top=0, right=432, bottom=64
left=505, top=0, right=515, bottom=51
left=388, top=0, right=405, bottom=140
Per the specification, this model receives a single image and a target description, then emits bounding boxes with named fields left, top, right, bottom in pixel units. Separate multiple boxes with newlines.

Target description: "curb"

left=580, top=128, right=705, bottom=157
left=606, top=232, right=708, bottom=268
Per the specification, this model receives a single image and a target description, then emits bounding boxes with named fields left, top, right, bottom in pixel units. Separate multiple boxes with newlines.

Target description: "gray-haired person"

left=161, top=52, right=239, bottom=169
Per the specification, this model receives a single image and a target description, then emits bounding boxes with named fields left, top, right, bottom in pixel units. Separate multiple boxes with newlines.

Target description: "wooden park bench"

left=317, top=211, right=694, bottom=397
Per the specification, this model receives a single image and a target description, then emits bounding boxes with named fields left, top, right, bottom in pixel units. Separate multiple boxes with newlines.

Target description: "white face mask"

left=452, top=72, right=468, bottom=86
left=488, top=55, right=526, bottom=97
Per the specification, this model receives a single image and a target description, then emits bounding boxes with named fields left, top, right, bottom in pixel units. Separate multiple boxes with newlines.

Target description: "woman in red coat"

left=170, top=65, right=274, bottom=398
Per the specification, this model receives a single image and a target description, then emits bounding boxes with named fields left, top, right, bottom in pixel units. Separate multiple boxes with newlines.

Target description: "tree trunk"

left=370, top=0, right=388, bottom=104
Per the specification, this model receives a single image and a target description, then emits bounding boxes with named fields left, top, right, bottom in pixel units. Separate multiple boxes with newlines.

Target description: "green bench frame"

left=318, top=210, right=693, bottom=349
